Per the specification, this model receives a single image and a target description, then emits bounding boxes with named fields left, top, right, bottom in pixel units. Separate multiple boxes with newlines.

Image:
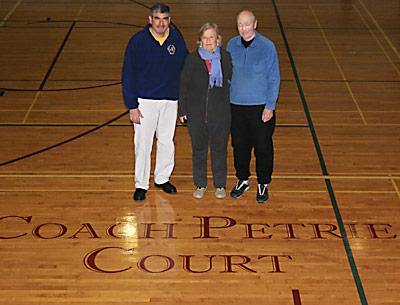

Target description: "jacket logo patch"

left=167, top=44, right=176, bottom=55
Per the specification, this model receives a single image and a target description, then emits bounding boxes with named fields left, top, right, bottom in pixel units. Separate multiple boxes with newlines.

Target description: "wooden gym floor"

left=0, top=0, right=399, bottom=304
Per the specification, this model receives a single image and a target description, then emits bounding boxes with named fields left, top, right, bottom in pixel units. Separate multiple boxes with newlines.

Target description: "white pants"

left=134, top=98, right=178, bottom=190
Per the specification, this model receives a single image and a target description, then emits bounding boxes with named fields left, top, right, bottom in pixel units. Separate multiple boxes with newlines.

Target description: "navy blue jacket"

left=122, top=25, right=188, bottom=109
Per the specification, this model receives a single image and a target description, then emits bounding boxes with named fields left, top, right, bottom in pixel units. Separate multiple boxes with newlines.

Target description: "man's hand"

left=262, top=109, right=273, bottom=123
left=179, top=115, right=187, bottom=123
left=129, top=108, right=143, bottom=124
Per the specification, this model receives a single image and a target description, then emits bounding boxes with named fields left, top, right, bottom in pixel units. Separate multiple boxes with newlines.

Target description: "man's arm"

left=122, top=39, right=139, bottom=110
left=263, top=43, right=280, bottom=122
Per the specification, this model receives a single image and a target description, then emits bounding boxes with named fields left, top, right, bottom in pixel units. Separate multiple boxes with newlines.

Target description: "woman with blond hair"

left=178, top=23, right=232, bottom=199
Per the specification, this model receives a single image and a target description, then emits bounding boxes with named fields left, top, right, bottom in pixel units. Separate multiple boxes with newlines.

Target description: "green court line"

left=271, top=1, right=369, bottom=304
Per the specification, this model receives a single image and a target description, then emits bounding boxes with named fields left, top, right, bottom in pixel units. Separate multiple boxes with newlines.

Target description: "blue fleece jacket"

left=122, top=25, right=187, bottom=109
left=227, top=32, right=280, bottom=109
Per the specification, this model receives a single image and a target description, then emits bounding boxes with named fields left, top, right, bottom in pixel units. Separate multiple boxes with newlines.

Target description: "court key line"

left=22, top=2, right=85, bottom=123
left=0, top=0, right=23, bottom=27
left=22, top=91, right=41, bottom=123
left=357, top=0, right=400, bottom=61
left=272, top=1, right=369, bottom=304
left=353, top=4, right=400, bottom=76
left=75, top=4, right=85, bottom=21
left=309, top=6, right=367, bottom=125
left=22, top=21, right=77, bottom=123
left=389, top=176, right=400, bottom=200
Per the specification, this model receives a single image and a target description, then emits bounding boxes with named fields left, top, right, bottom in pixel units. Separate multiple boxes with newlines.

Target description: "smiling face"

left=201, top=28, right=218, bottom=53
left=237, top=11, right=257, bottom=41
left=149, top=11, right=170, bottom=37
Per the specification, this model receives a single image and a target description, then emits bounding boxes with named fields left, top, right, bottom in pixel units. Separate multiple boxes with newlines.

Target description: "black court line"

left=1, top=82, right=121, bottom=92
left=0, top=11, right=180, bottom=93
left=2, top=78, right=399, bottom=93
left=0, top=0, right=174, bottom=168
left=4, top=22, right=379, bottom=31
left=271, top=1, right=369, bottom=305
left=128, top=0, right=150, bottom=9
left=1, top=79, right=119, bottom=82
left=2, top=0, right=379, bottom=5
left=126, top=0, right=190, bottom=40
left=38, top=21, right=76, bottom=91
left=0, top=123, right=308, bottom=128
left=4, top=25, right=140, bottom=29
left=0, top=123, right=130, bottom=127
left=29, top=20, right=142, bottom=28
left=0, top=110, right=128, bottom=168
left=3, top=78, right=400, bottom=83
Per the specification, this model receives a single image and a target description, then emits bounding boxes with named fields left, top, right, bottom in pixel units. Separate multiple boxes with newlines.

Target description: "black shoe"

left=154, top=181, right=177, bottom=194
left=133, top=188, right=147, bottom=201
left=256, top=184, right=269, bottom=204
left=230, top=180, right=249, bottom=198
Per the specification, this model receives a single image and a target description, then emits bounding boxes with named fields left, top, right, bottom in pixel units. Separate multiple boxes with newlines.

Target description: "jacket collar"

left=146, top=24, right=175, bottom=41
left=235, top=31, right=259, bottom=48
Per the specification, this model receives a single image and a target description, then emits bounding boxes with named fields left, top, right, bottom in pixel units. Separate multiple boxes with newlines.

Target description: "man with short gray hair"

left=227, top=10, right=280, bottom=204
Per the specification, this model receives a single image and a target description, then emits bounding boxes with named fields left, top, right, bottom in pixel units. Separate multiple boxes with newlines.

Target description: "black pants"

left=188, top=119, right=230, bottom=188
left=231, top=104, right=275, bottom=184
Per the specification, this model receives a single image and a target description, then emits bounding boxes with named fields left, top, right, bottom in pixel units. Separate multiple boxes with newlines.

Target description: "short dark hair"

left=149, top=3, right=170, bottom=15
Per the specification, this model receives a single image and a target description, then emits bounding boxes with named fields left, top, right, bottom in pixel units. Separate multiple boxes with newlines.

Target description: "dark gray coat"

left=178, top=48, right=232, bottom=124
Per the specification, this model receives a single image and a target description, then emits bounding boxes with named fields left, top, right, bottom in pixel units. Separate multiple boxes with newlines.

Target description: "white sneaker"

left=193, top=187, right=206, bottom=199
left=215, top=187, right=226, bottom=199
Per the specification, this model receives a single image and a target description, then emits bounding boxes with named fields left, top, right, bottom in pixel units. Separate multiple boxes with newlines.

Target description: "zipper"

left=205, top=86, right=210, bottom=123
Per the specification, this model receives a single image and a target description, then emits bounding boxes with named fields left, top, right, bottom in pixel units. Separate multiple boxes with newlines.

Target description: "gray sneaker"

left=215, top=187, right=226, bottom=199
left=193, top=187, right=206, bottom=199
